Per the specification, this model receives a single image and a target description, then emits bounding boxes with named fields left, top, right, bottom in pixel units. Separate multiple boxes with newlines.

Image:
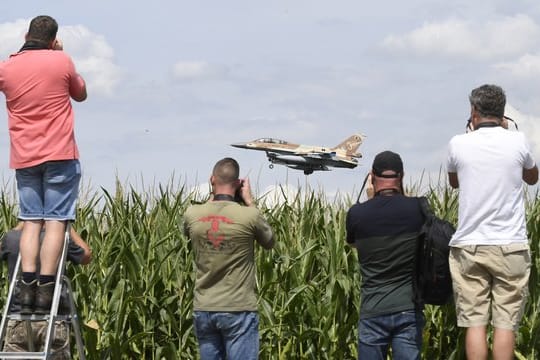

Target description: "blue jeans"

left=358, top=310, right=424, bottom=360
left=193, top=311, right=259, bottom=360
left=16, top=160, right=81, bottom=220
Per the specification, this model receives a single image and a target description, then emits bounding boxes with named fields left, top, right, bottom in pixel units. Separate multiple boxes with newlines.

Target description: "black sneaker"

left=19, top=279, right=37, bottom=314
left=34, top=282, right=55, bottom=315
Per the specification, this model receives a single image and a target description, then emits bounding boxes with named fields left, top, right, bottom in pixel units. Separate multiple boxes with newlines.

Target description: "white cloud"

left=505, top=103, right=540, bottom=160
left=186, top=182, right=299, bottom=207
left=172, top=61, right=228, bottom=81
left=258, top=184, right=299, bottom=207
left=381, top=14, right=540, bottom=60
left=494, top=53, right=540, bottom=77
left=189, top=182, right=212, bottom=202
left=0, top=19, right=27, bottom=57
left=58, top=25, right=122, bottom=96
left=75, top=56, right=122, bottom=96
left=0, top=19, right=122, bottom=97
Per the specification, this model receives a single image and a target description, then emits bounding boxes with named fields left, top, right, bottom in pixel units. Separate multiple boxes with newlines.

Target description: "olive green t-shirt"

left=184, top=200, right=274, bottom=311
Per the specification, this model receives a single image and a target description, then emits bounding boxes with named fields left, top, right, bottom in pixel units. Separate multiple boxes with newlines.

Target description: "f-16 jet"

left=231, top=133, right=364, bottom=175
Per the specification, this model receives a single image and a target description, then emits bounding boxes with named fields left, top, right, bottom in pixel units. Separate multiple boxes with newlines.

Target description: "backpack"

left=414, top=196, right=455, bottom=306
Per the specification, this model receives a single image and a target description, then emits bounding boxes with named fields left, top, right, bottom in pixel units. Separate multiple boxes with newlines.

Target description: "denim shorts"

left=15, top=160, right=81, bottom=221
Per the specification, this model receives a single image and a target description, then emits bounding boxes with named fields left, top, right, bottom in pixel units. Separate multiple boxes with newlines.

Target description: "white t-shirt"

left=446, top=127, right=536, bottom=246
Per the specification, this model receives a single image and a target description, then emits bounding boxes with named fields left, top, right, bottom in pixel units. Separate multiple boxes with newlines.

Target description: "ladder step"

left=5, top=314, right=74, bottom=321
left=0, top=351, right=49, bottom=358
left=4, top=314, right=50, bottom=321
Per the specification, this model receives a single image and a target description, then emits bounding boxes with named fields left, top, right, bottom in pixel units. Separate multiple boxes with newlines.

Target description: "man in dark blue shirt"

left=346, top=151, right=424, bottom=360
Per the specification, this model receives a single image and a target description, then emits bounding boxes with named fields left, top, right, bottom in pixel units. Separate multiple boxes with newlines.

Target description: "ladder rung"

left=4, top=314, right=50, bottom=321
left=0, top=351, right=49, bottom=358
left=5, top=314, right=73, bottom=321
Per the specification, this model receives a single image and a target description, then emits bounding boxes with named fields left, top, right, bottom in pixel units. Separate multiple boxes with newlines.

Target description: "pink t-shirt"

left=0, top=49, right=85, bottom=169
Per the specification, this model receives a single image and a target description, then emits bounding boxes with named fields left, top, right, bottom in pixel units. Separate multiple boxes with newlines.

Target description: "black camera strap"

left=356, top=173, right=370, bottom=203
left=475, top=121, right=499, bottom=129
left=504, top=116, right=519, bottom=130
left=466, top=116, right=518, bottom=132
left=19, top=40, right=49, bottom=52
left=213, top=194, right=235, bottom=202
left=375, top=188, right=400, bottom=196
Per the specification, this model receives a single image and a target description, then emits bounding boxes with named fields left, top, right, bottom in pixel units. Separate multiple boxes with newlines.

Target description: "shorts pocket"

left=501, top=245, right=530, bottom=277
left=501, top=243, right=529, bottom=255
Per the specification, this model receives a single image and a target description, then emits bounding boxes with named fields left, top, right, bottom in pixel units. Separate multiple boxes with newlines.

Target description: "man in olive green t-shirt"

left=184, top=157, right=274, bottom=360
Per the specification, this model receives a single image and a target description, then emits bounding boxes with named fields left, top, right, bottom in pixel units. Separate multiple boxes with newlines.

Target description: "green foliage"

left=0, top=182, right=538, bottom=359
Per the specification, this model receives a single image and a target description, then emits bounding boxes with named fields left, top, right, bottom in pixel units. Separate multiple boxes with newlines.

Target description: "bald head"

left=212, top=158, right=240, bottom=186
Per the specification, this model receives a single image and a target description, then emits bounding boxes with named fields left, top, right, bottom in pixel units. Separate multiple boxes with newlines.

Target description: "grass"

left=0, top=180, right=538, bottom=359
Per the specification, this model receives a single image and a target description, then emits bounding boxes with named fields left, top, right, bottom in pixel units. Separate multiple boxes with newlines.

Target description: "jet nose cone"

left=231, top=142, right=248, bottom=149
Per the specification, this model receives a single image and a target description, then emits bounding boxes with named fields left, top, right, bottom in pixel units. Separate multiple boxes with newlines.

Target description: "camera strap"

left=356, top=173, right=370, bottom=203
left=475, top=121, right=499, bottom=129
left=375, top=188, right=400, bottom=196
left=213, top=194, right=235, bottom=202
left=19, top=40, right=49, bottom=52
left=466, top=116, right=518, bottom=132
left=504, top=116, right=519, bottom=130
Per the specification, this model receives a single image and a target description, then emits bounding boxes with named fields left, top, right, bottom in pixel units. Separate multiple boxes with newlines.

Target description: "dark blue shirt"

left=346, top=194, right=424, bottom=318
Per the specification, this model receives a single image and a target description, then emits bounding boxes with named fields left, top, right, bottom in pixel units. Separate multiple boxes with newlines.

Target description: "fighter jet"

left=231, top=133, right=365, bottom=175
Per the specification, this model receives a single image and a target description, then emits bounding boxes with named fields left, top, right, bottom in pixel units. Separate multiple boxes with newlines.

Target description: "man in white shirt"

left=447, top=84, right=538, bottom=360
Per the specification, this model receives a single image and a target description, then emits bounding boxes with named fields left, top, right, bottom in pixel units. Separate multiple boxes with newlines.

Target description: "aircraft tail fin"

left=331, top=134, right=364, bottom=157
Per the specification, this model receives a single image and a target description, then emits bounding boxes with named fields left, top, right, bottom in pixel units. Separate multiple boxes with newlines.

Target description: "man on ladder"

left=0, top=14, right=87, bottom=358
left=0, top=222, right=92, bottom=358
left=0, top=13, right=87, bottom=316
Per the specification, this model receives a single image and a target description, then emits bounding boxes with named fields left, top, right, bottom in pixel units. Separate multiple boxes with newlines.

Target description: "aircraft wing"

left=299, top=152, right=337, bottom=159
left=294, top=150, right=336, bottom=157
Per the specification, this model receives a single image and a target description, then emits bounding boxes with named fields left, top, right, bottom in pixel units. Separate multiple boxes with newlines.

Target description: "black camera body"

left=234, top=180, right=245, bottom=204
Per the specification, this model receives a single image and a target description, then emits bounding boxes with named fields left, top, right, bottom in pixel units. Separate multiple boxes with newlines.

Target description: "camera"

left=234, top=179, right=245, bottom=204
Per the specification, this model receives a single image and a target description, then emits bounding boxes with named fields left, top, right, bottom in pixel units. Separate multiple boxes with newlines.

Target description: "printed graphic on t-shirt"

left=198, top=215, right=234, bottom=250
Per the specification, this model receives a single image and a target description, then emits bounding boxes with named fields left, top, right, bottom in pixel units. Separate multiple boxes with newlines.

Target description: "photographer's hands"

left=239, top=178, right=256, bottom=207
left=366, top=174, right=375, bottom=199
left=52, top=38, right=63, bottom=50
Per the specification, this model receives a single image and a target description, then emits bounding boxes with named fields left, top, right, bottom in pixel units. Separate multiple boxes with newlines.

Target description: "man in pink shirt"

left=0, top=15, right=87, bottom=314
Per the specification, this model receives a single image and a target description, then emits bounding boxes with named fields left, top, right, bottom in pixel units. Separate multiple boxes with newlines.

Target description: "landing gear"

left=269, top=164, right=274, bottom=169
left=304, top=169, right=313, bottom=175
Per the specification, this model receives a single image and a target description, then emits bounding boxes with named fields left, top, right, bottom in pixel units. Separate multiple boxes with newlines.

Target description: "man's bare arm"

left=523, top=165, right=539, bottom=185
left=448, top=172, right=459, bottom=189
left=70, top=228, right=92, bottom=265
left=70, top=74, right=87, bottom=102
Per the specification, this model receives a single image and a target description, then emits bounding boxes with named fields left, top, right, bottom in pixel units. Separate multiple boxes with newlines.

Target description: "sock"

left=39, top=275, right=55, bottom=285
left=22, top=272, right=36, bottom=283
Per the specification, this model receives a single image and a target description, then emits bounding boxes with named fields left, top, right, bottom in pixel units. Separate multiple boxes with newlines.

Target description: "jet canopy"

left=253, top=138, right=289, bottom=145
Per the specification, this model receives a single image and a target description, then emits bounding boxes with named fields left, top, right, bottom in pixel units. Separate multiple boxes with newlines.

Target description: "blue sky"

left=1, top=1, right=540, bottom=201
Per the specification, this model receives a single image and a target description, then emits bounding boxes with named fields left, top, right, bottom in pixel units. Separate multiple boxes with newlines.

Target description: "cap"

left=372, top=151, right=403, bottom=178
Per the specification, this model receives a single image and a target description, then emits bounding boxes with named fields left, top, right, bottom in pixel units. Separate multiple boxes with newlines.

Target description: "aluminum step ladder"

left=0, top=224, right=86, bottom=359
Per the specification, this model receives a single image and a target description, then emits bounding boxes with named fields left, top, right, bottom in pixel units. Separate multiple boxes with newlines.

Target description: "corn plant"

left=0, top=181, right=538, bottom=359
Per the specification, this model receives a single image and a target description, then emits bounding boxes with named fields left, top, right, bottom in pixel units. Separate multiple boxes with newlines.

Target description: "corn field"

left=0, top=181, right=539, bottom=359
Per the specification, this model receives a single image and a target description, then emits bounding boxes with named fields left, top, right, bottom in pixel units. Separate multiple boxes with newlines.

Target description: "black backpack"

left=414, top=196, right=455, bottom=306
